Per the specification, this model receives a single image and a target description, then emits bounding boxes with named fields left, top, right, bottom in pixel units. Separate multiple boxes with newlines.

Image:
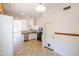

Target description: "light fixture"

left=35, top=3, right=46, bottom=12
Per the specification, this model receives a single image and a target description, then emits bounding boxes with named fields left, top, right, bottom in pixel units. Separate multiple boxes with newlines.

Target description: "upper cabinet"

left=27, top=19, right=34, bottom=30
left=0, top=3, right=3, bottom=13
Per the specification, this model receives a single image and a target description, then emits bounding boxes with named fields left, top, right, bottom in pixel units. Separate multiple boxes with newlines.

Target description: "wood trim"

left=0, top=3, right=3, bottom=12
left=55, top=32, right=79, bottom=37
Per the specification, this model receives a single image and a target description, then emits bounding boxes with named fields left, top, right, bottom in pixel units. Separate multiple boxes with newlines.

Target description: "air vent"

left=63, top=6, right=71, bottom=10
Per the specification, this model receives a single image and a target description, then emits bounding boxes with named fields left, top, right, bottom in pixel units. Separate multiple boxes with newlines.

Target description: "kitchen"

left=0, top=3, right=79, bottom=56
left=14, top=17, right=43, bottom=50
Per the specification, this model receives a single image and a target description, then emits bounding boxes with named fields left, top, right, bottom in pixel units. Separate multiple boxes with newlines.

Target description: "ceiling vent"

left=63, top=6, right=71, bottom=10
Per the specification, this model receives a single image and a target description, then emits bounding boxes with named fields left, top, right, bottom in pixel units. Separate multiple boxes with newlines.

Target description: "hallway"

left=14, top=40, right=60, bottom=56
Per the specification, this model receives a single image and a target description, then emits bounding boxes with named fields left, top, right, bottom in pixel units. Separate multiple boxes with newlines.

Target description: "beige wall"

left=35, top=4, right=79, bottom=33
left=35, top=3, right=79, bottom=56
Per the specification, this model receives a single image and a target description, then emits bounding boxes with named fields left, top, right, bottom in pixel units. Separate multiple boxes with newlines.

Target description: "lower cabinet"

left=29, top=33, right=37, bottom=40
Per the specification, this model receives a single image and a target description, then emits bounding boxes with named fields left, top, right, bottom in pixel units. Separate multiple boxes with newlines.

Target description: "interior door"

left=44, top=22, right=55, bottom=49
left=14, top=20, right=22, bottom=49
left=0, top=14, right=13, bottom=56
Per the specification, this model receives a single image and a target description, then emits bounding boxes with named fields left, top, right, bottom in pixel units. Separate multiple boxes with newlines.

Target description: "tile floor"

left=14, top=40, right=60, bottom=56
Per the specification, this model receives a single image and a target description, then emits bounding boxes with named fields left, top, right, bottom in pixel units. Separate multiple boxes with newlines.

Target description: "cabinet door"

left=29, top=33, right=37, bottom=40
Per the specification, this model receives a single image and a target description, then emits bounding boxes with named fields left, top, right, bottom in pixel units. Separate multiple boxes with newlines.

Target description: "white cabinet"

left=21, top=20, right=28, bottom=31
left=29, top=33, right=37, bottom=40
left=27, top=19, right=34, bottom=30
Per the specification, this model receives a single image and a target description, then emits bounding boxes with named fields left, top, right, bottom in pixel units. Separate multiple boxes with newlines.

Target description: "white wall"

left=0, top=14, right=13, bottom=56
left=53, top=35, right=79, bottom=56
left=53, top=4, right=79, bottom=55
left=35, top=3, right=79, bottom=56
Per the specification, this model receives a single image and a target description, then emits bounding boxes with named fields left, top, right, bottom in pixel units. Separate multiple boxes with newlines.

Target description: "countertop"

left=22, top=30, right=38, bottom=34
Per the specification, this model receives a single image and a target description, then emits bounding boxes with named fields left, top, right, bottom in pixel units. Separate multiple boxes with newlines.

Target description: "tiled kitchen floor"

left=14, top=40, right=60, bottom=56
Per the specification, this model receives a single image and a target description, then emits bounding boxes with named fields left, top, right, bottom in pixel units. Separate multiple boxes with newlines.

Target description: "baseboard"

left=44, top=46, right=54, bottom=51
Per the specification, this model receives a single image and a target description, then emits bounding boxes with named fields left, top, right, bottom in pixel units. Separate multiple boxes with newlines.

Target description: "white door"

left=44, top=22, right=55, bottom=49
left=0, top=14, right=13, bottom=56
left=14, top=20, right=22, bottom=49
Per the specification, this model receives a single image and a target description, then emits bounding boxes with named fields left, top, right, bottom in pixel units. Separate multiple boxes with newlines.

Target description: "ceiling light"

left=35, top=3, right=46, bottom=12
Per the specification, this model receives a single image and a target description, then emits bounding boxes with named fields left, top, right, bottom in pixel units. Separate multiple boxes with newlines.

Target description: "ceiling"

left=3, top=3, right=63, bottom=19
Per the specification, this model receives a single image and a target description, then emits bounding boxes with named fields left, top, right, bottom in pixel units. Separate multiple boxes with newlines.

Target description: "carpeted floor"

left=14, top=40, right=60, bottom=56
